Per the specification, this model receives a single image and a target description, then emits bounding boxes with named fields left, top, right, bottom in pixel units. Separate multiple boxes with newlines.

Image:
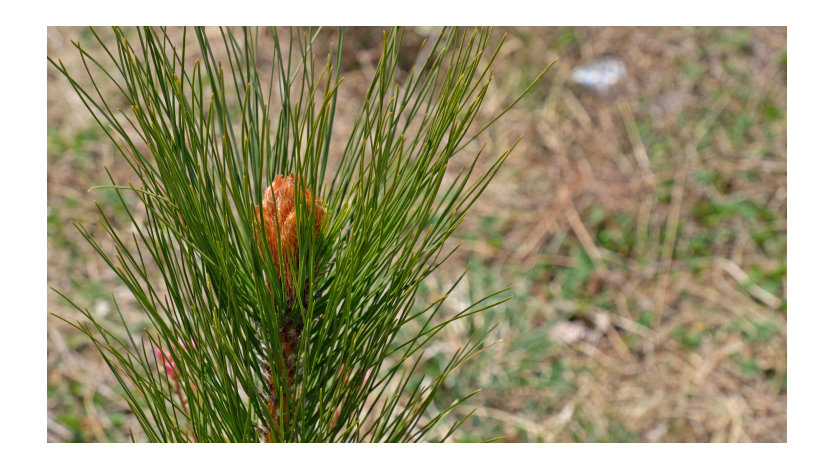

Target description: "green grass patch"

left=672, top=325, right=704, bottom=351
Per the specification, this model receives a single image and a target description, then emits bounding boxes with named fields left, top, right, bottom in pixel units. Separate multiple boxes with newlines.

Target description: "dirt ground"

left=47, top=26, right=786, bottom=442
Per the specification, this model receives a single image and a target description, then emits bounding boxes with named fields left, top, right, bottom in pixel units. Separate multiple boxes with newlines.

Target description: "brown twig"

left=558, top=186, right=608, bottom=274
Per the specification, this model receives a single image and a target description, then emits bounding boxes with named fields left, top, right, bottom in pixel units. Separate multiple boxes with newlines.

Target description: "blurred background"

left=47, top=26, right=786, bottom=442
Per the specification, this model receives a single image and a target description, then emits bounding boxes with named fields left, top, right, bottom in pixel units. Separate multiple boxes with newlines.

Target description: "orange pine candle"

left=254, top=174, right=326, bottom=302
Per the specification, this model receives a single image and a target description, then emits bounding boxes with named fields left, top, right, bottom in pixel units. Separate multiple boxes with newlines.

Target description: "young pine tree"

left=49, top=26, right=553, bottom=442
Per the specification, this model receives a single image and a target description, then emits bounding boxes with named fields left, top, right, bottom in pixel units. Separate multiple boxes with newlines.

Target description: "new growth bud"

left=254, top=174, right=326, bottom=303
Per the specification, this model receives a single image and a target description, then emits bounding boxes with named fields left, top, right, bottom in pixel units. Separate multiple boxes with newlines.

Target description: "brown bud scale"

left=254, top=174, right=326, bottom=303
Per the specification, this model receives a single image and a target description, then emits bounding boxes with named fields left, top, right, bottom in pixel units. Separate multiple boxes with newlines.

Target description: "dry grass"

left=47, top=26, right=786, bottom=442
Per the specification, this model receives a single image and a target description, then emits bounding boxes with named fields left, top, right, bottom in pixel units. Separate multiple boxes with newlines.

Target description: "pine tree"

left=49, top=26, right=553, bottom=442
